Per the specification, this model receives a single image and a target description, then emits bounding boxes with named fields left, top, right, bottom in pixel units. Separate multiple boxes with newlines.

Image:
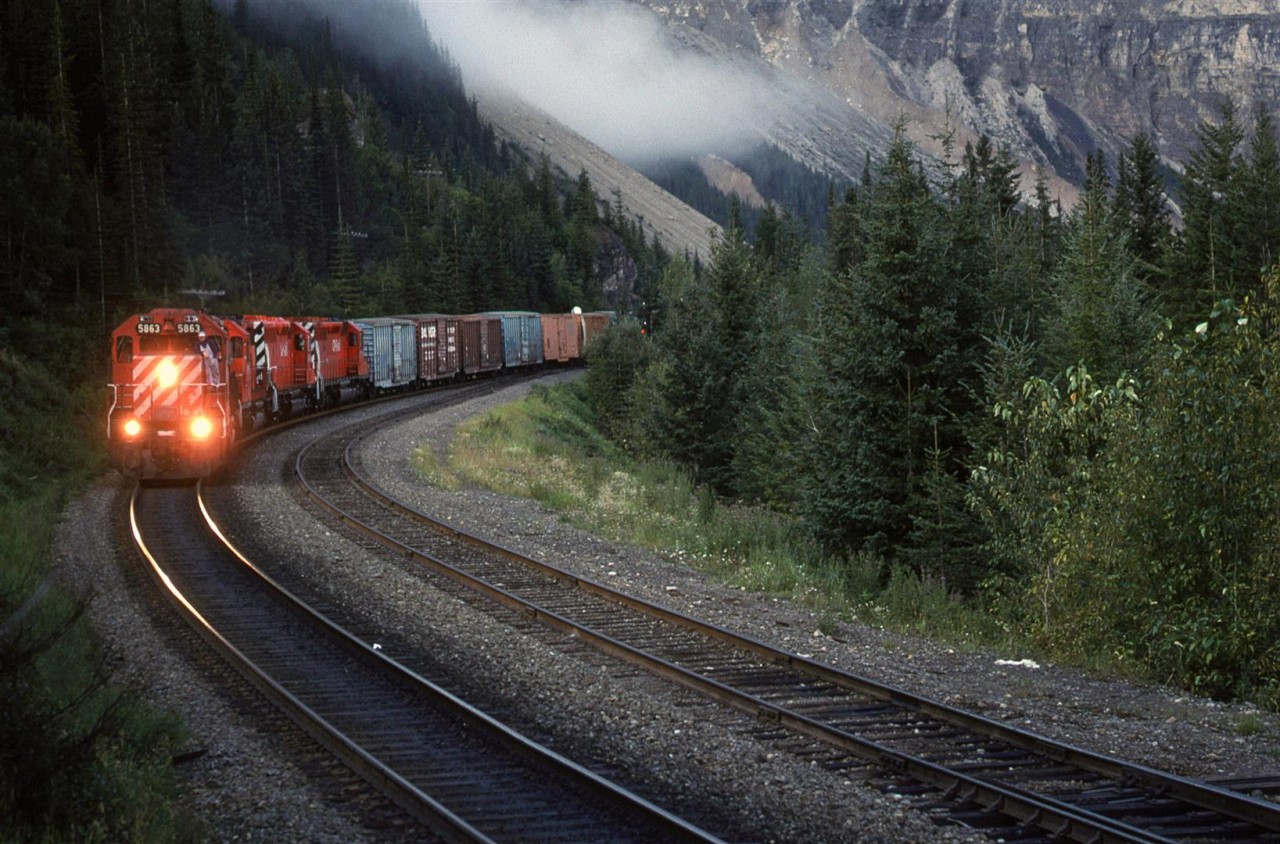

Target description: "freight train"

left=107, top=307, right=613, bottom=479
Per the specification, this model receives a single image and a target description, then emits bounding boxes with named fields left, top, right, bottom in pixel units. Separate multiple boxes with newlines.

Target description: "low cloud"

left=417, top=0, right=771, bottom=164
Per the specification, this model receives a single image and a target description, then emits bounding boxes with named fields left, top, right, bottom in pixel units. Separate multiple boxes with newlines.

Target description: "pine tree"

left=329, top=227, right=360, bottom=312
left=1114, top=132, right=1170, bottom=292
left=1176, top=99, right=1245, bottom=316
left=802, top=120, right=968, bottom=566
left=1043, top=151, right=1153, bottom=379
left=1237, top=101, right=1280, bottom=294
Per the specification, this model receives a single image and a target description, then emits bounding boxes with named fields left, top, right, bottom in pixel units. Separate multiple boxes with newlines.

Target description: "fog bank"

left=417, top=0, right=771, bottom=164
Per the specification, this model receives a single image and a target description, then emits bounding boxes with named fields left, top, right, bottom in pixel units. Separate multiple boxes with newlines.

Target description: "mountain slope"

left=634, top=0, right=1280, bottom=200
left=477, top=87, right=720, bottom=260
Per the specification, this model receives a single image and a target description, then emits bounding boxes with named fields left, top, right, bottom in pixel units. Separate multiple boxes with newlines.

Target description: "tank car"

left=108, top=308, right=240, bottom=479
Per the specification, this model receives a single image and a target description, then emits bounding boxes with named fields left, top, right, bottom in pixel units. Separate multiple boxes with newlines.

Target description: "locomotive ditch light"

left=190, top=415, right=214, bottom=440
left=157, top=358, right=180, bottom=389
left=123, top=418, right=143, bottom=438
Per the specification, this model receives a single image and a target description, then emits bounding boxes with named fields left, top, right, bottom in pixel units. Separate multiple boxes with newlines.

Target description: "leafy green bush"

left=973, top=294, right=1280, bottom=701
left=1098, top=298, right=1280, bottom=698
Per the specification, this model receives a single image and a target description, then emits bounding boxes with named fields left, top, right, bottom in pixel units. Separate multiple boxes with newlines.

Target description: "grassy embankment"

left=0, top=348, right=196, bottom=842
left=412, top=380, right=1017, bottom=653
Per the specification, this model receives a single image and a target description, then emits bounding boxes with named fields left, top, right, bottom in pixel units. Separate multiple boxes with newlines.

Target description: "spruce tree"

left=1114, top=132, right=1170, bottom=293
left=1176, top=99, right=1245, bottom=318
left=1238, top=101, right=1280, bottom=292
left=1043, top=151, right=1153, bottom=379
left=802, top=121, right=967, bottom=566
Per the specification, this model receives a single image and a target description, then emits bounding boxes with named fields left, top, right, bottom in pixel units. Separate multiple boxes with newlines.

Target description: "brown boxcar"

left=582, top=311, right=613, bottom=351
left=458, top=314, right=503, bottom=376
left=397, top=314, right=462, bottom=383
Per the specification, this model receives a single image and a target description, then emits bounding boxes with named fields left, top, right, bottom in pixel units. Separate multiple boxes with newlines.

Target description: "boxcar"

left=396, top=314, right=462, bottom=384
left=540, top=313, right=581, bottom=364
left=582, top=311, right=614, bottom=351
left=353, top=317, right=418, bottom=391
left=486, top=311, right=543, bottom=369
left=457, top=314, right=503, bottom=376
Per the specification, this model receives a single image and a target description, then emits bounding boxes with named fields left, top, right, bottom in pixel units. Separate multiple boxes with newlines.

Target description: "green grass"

left=417, top=381, right=1015, bottom=652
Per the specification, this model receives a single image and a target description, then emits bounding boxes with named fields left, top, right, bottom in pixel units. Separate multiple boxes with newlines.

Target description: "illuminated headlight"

left=123, top=418, right=142, bottom=438
left=157, top=359, right=180, bottom=389
left=190, top=416, right=214, bottom=439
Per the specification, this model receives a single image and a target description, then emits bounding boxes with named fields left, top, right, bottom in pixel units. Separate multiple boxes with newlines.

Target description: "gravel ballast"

left=55, top=374, right=1279, bottom=842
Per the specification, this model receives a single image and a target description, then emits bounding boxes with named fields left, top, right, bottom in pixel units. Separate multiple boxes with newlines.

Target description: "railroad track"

left=292, top=406, right=1280, bottom=844
left=128, top=476, right=723, bottom=843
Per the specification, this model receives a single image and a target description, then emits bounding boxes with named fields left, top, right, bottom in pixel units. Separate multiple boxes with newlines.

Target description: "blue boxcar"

left=485, top=311, right=544, bottom=369
left=353, top=317, right=417, bottom=390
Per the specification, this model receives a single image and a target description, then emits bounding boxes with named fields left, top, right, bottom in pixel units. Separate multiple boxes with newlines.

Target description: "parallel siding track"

left=294, top=410, right=1280, bottom=844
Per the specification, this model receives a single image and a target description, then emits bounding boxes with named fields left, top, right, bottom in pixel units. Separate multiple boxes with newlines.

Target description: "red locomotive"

left=108, top=309, right=241, bottom=478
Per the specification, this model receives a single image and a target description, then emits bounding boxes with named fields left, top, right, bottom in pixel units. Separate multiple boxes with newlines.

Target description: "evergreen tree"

left=1176, top=99, right=1245, bottom=317
left=801, top=121, right=970, bottom=572
left=826, top=184, right=862, bottom=277
left=641, top=258, right=724, bottom=481
left=1043, top=152, right=1154, bottom=379
left=1114, top=132, right=1170, bottom=292
left=1238, top=101, right=1280, bottom=293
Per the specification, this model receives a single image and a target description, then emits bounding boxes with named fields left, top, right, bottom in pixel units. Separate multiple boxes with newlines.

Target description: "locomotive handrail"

left=106, top=385, right=120, bottom=439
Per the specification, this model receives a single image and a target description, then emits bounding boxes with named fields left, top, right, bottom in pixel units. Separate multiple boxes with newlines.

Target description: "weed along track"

left=288, top=400, right=1280, bottom=844
left=128, top=478, right=722, bottom=843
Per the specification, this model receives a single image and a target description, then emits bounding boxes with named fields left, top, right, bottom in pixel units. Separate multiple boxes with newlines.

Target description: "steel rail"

left=129, top=481, right=723, bottom=843
left=289, top=412, right=1280, bottom=843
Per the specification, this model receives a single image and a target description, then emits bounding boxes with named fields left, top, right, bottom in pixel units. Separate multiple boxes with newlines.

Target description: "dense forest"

left=585, top=113, right=1280, bottom=708
left=3, top=0, right=1280, bottom=836
left=642, top=142, right=842, bottom=242
left=0, top=0, right=669, bottom=437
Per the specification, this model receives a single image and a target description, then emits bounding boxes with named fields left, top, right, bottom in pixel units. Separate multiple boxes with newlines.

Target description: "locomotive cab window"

left=230, top=337, right=244, bottom=360
left=139, top=336, right=190, bottom=355
left=116, top=337, right=134, bottom=363
left=295, top=333, right=306, bottom=351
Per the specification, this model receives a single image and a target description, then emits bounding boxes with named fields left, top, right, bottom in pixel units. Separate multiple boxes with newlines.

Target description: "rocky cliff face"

left=636, top=0, right=1280, bottom=197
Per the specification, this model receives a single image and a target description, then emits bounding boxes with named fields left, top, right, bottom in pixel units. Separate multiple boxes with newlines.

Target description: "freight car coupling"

left=108, top=306, right=615, bottom=479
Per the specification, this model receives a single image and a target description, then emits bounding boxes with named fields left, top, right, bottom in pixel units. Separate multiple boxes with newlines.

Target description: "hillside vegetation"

left=582, top=121, right=1280, bottom=708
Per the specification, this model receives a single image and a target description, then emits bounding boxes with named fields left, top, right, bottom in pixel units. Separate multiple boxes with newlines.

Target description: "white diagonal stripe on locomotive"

left=131, top=355, right=203, bottom=417
left=251, top=321, right=272, bottom=386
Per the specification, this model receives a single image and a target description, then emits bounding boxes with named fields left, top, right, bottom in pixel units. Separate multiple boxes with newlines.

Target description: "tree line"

left=587, top=111, right=1280, bottom=705
left=0, top=0, right=669, bottom=395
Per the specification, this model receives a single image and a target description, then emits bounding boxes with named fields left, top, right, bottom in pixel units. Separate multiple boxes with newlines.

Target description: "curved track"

left=129, top=477, right=722, bottom=843
left=293, top=407, right=1280, bottom=844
